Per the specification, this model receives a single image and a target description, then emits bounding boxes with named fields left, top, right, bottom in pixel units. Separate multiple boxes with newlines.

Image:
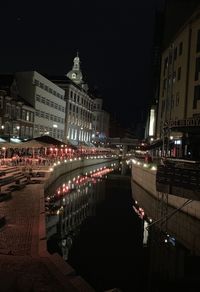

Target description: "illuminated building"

left=0, top=76, right=35, bottom=141
left=50, top=54, right=94, bottom=145
left=156, top=4, right=200, bottom=158
left=15, top=71, right=65, bottom=141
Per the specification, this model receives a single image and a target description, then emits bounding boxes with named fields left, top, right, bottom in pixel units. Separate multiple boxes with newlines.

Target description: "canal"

left=45, top=158, right=200, bottom=291
left=45, top=159, right=149, bottom=291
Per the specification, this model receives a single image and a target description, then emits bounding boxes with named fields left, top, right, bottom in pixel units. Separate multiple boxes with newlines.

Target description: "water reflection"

left=46, top=160, right=119, bottom=260
left=132, top=182, right=200, bottom=291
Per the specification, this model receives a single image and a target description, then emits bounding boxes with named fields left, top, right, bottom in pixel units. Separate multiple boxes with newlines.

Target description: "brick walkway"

left=0, top=168, right=94, bottom=292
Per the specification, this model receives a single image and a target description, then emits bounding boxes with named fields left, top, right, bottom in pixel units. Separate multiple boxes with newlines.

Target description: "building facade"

left=50, top=54, right=94, bottom=145
left=156, top=5, right=200, bottom=158
left=92, top=98, right=110, bottom=144
left=15, top=71, right=65, bottom=141
left=0, top=76, right=35, bottom=141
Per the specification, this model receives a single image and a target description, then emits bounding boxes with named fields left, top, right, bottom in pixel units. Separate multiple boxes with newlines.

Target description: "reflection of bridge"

left=107, top=137, right=139, bottom=146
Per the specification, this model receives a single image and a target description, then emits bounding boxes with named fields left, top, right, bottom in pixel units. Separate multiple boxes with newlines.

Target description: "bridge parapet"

left=107, top=137, right=139, bottom=146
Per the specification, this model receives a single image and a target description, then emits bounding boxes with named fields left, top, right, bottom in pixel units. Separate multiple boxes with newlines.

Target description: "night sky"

left=0, top=0, right=165, bottom=128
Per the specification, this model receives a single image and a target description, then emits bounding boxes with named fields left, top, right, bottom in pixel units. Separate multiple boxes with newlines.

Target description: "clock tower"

left=66, top=52, right=83, bottom=85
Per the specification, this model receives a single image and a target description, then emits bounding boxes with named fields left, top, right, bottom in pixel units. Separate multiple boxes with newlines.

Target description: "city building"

left=0, top=76, right=35, bottom=141
left=144, top=10, right=164, bottom=143
left=15, top=71, right=65, bottom=141
left=50, top=54, right=94, bottom=146
left=156, top=4, right=200, bottom=159
left=92, top=98, right=110, bottom=145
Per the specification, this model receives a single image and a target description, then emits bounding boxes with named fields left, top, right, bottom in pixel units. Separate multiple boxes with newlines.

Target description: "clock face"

left=72, top=73, right=76, bottom=79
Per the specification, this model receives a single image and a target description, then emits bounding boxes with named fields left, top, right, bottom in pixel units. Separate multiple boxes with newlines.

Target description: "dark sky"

left=0, top=0, right=165, bottom=128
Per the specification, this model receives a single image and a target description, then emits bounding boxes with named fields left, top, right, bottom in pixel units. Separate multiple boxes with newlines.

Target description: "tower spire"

left=66, top=52, right=83, bottom=84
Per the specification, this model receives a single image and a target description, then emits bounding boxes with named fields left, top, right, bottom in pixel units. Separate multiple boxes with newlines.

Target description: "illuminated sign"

left=167, top=118, right=200, bottom=128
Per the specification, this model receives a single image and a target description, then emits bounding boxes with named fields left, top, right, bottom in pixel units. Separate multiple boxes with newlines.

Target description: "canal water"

left=46, top=160, right=149, bottom=291
left=45, top=159, right=200, bottom=291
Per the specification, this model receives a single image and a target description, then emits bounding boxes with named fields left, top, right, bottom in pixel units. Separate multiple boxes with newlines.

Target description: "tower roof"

left=66, top=52, right=83, bottom=85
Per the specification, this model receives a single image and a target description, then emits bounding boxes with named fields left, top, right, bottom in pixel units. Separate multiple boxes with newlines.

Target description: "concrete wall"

left=131, top=163, right=200, bottom=255
left=44, top=157, right=117, bottom=190
left=131, top=163, right=200, bottom=220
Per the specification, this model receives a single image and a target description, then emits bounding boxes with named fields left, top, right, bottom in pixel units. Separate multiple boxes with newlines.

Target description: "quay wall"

left=131, top=164, right=200, bottom=255
left=40, top=156, right=118, bottom=290
left=44, top=157, right=117, bottom=190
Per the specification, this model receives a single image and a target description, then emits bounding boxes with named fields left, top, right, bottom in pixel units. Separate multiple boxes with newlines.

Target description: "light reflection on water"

left=46, top=160, right=120, bottom=259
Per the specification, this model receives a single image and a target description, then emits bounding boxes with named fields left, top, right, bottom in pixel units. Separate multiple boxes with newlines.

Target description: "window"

left=179, top=42, right=183, bottom=56
left=197, top=30, right=200, bottom=53
left=34, top=79, right=39, bottom=86
left=16, top=107, right=20, bottom=119
left=26, top=112, right=30, bottom=121
left=163, top=57, right=168, bottom=75
left=195, top=57, right=200, bottom=81
left=0, top=97, right=3, bottom=109
left=177, top=67, right=181, bottom=81
left=193, top=85, right=200, bottom=109
left=39, top=82, right=44, bottom=89
left=36, top=94, right=40, bottom=101
left=30, top=112, right=34, bottom=122
left=176, top=93, right=179, bottom=106
left=173, top=71, right=176, bottom=83
left=171, top=95, right=174, bottom=109
left=22, top=109, right=26, bottom=120
left=36, top=110, right=40, bottom=117
left=174, top=47, right=177, bottom=60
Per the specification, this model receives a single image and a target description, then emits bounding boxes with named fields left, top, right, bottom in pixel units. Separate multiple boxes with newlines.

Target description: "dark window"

left=174, top=47, right=177, bottom=60
left=179, top=42, right=183, bottom=56
left=161, top=100, right=165, bottom=118
left=178, top=67, right=181, bottom=81
left=195, top=57, right=200, bottom=81
left=197, top=30, right=200, bottom=53
left=169, top=53, right=172, bottom=64
left=193, top=85, right=200, bottom=109
left=163, top=57, right=168, bottom=75
left=176, top=93, right=179, bottom=106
